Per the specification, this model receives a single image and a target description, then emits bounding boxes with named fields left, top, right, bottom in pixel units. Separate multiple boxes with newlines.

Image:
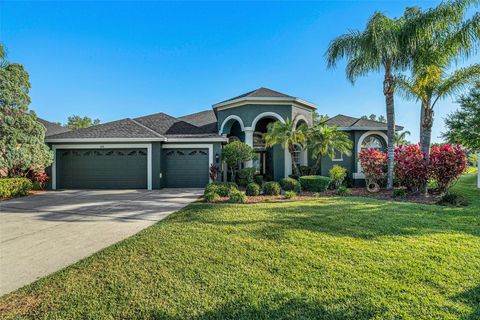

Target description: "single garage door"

left=57, top=148, right=148, bottom=189
left=164, top=148, right=209, bottom=188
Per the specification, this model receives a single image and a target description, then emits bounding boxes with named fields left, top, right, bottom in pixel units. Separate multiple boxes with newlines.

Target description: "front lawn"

left=1, top=174, right=479, bottom=319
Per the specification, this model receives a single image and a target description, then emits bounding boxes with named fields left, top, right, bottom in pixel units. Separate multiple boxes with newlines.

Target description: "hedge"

left=279, top=178, right=301, bottom=192
left=204, top=182, right=238, bottom=197
left=245, top=183, right=260, bottom=196
left=0, top=178, right=33, bottom=199
left=263, top=181, right=281, bottom=196
left=299, top=176, right=330, bottom=192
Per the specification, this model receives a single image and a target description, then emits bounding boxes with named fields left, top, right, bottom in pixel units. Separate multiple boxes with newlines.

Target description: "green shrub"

left=254, top=175, right=264, bottom=186
left=204, top=192, right=220, bottom=203
left=299, top=176, right=330, bottom=192
left=284, top=191, right=296, bottom=199
left=263, top=181, right=281, bottom=196
left=329, top=165, right=347, bottom=189
left=0, top=178, right=33, bottom=199
left=228, top=190, right=247, bottom=203
left=393, top=188, right=407, bottom=198
left=279, top=178, right=300, bottom=191
left=336, top=186, right=352, bottom=196
left=204, top=182, right=238, bottom=197
left=237, top=168, right=257, bottom=187
left=245, top=183, right=260, bottom=196
left=427, top=179, right=439, bottom=190
left=438, top=192, right=469, bottom=207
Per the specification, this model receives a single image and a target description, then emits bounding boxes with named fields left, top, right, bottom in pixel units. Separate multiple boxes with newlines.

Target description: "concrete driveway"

left=0, top=189, right=202, bottom=296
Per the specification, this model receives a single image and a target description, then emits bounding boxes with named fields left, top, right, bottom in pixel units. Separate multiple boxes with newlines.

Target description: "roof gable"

left=323, top=114, right=403, bottom=131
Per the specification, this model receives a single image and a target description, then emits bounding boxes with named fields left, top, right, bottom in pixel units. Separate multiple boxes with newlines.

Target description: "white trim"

left=251, top=111, right=285, bottom=129
left=355, top=131, right=388, bottom=177
left=166, top=137, right=228, bottom=142
left=332, top=152, right=343, bottom=162
left=51, top=143, right=152, bottom=190
left=285, top=148, right=292, bottom=178
left=213, top=97, right=318, bottom=110
left=293, top=114, right=309, bottom=128
left=219, top=115, right=245, bottom=135
left=162, top=144, right=214, bottom=182
left=46, top=138, right=165, bottom=143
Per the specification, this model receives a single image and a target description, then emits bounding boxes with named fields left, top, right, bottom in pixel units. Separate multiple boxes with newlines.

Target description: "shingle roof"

left=37, top=118, right=70, bottom=137
left=216, top=87, right=294, bottom=105
left=323, top=114, right=404, bottom=130
left=46, top=110, right=223, bottom=141
left=47, top=118, right=163, bottom=139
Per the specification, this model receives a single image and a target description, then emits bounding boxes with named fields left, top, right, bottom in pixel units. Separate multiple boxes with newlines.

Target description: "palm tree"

left=307, top=125, right=353, bottom=175
left=264, top=119, right=307, bottom=177
left=396, top=5, right=480, bottom=156
left=325, top=2, right=465, bottom=189
left=394, top=130, right=411, bottom=146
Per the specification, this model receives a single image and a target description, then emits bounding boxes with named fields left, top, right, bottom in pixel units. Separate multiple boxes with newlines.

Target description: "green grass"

left=1, top=174, right=479, bottom=320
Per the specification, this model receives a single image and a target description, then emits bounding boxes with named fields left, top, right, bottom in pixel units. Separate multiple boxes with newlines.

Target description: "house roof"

left=37, top=118, right=70, bottom=137
left=322, top=114, right=404, bottom=131
left=46, top=110, right=225, bottom=142
left=213, top=87, right=317, bottom=110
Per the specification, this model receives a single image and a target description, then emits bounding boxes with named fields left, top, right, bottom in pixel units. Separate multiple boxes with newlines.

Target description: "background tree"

left=312, top=111, right=329, bottom=125
left=221, top=141, right=256, bottom=182
left=0, top=44, right=53, bottom=177
left=394, top=130, right=411, bottom=146
left=360, top=114, right=386, bottom=123
left=307, top=125, right=352, bottom=175
left=66, top=115, right=101, bottom=130
left=442, top=82, right=480, bottom=188
left=264, top=119, right=307, bottom=177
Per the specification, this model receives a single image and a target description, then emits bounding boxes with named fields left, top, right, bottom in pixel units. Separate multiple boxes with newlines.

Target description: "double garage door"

left=56, top=147, right=209, bottom=189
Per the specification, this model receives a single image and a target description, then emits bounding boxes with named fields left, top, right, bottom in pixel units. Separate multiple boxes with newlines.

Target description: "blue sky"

left=1, top=1, right=478, bottom=142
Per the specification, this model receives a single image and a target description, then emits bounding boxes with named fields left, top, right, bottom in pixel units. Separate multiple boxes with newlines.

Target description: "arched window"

left=292, top=144, right=303, bottom=165
left=361, top=135, right=383, bottom=150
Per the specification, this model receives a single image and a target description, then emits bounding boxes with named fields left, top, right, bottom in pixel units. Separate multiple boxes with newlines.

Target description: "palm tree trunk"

left=309, top=157, right=321, bottom=175
left=288, top=145, right=301, bottom=177
left=420, top=101, right=433, bottom=158
left=383, top=66, right=396, bottom=190
left=419, top=102, right=425, bottom=146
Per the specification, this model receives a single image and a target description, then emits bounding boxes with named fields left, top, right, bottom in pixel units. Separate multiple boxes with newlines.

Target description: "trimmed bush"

left=394, top=144, right=429, bottom=193
left=263, top=182, right=281, bottom=196
left=204, top=192, right=220, bottom=203
left=438, top=192, right=469, bottom=207
left=336, top=186, right=352, bottom=196
left=245, top=183, right=260, bottom=196
left=284, top=191, right=296, bottom=199
left=204, top=182, right=238, bottom=197
left=0, top=178, right=33, bottom=199
left=430, top=144, right=467, bottom=193
left=279, top=178, right=300, bottom=192
left=254, top=175, right=264, bottom=186
left=299, top=176, right=330, bottom=192
left=393, top=188, right=407, bottom=198
left=237, top=168, right=257, bottom=187
left=228, top=190, right=247, bottom=203
left=329, top=165, right=347, bottom=189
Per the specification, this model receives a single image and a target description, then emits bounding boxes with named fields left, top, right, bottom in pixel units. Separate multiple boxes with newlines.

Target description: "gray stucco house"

left=44, top=88, right=399, bottom=189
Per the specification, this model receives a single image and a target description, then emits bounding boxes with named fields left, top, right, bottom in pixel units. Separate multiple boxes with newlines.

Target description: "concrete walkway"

left=0, top=189, right=202, bottom=296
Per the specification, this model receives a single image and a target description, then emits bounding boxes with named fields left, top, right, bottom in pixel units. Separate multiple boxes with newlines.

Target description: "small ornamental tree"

left=221, top=141, right=256, bottom=182
left=394, top=144, right=429, bottom=194
left=430, top=144, right=467, bottom=193
left=358, top=149, right=387, bottom=191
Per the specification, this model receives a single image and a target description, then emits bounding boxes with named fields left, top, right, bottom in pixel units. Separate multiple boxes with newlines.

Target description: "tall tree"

left=326, top=12, right=406, bottom=189
left=66, top=115, right=101, bottom=130
left=326, top=2, right=465, bottom=189
left=442, top=82, right=480, bottom=188
left=397, top=1, right=480, bottom=156
left=264, top=119, right=307, bottom=177
left=0, top=44, right=53, bottom=177
left=307, top=125, right=352, bottom=175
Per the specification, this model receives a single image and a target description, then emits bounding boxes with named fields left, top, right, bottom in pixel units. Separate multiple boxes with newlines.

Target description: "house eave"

left=212, top=97, right=317, bottom=110
left=45, top=137, right=167, bottom=143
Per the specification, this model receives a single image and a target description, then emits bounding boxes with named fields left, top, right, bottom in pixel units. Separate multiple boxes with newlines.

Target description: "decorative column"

left=244, top=127, right=254, bottom=168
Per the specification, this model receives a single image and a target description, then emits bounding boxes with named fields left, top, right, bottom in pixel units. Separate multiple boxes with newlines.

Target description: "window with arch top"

left=292, top=144, right=303, bottom=165
left=361, top=135, right=383, bottom=150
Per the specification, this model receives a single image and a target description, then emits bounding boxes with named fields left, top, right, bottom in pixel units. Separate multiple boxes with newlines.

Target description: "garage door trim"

left=51, top=143, right=152, bottom=190
left=162, top=144, right=213, bottom=183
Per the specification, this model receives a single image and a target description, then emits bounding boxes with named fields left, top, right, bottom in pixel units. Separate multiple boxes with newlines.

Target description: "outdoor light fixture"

left=215, top=153, right=220, bottom=163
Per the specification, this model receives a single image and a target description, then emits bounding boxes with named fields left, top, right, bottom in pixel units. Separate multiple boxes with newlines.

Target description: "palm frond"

left=325, top=30, right=363, bottom=69
left=433, top=63, right=480, bottom=107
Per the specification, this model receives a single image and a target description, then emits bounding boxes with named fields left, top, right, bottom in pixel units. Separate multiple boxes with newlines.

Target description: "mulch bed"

left=206, top=188, right=441, bottom=205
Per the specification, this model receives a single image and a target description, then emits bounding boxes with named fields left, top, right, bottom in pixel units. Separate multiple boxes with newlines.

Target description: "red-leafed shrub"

left=33, top=172, right=49, bottom=190
left=430, top=144, right=467, bottom=193
left=394, top=144, right=429, bottom=193
left=358, top=149, right=387, bottom=185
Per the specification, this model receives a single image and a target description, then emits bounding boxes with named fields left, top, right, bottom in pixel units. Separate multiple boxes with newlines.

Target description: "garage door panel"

left=57, top=148, right=147, bottom=189
left=164, top=148, right=209, bottom=188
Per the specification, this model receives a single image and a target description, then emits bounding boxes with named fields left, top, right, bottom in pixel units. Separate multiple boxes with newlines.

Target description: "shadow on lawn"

left=148, top=295, right=377, bottom=320
left=175, top=198, right=480, bottom=241
left=456, top=285, right=480, bottom=320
